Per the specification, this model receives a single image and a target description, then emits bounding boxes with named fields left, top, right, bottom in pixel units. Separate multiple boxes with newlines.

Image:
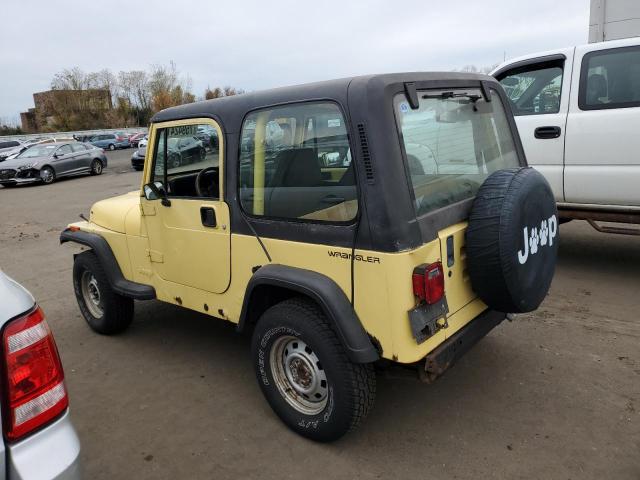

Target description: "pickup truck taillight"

left=412, top=262, right=445, bottom=304
left=2, top=307, right=68, bottom=441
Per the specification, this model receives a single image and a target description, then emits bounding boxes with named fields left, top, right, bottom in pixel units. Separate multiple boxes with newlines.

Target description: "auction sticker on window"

left=168, top=125, right=197, bottom=136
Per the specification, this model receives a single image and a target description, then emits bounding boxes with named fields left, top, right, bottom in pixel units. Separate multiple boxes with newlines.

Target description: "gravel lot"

left=0, top=148, right=638, bottom=479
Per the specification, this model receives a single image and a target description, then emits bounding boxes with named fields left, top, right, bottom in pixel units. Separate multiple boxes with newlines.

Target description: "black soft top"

left=150, top=72, right=521, bottom=253
left=151, top=72, right=492, bottom=131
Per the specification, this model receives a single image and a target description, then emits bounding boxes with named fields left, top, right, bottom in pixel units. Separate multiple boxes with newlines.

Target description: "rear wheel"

left=251, top=298, right=376, bottom=442
left=90, top=159, right=103, bottom=175
left=73, top=251, right=133, bottom=334
left=40, top=166, right=55, bottom=185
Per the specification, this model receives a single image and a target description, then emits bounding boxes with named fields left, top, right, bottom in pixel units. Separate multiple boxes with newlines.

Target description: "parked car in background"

left=89, top=133, right=129, bottom=150
left=493, top=37, right=640, bottom=234
left=129, top=132, right=146, bottom=148
left=1, top=137, right=58, bottom=162
left=130, top=146, right=145, bottom=171
left=0, top=270, right=81, bottom=478
left=0, top=142, right=107, bottom=187
left=138, top=135, right=148, bottom=148
left=0, top=140, right=25, bottom=162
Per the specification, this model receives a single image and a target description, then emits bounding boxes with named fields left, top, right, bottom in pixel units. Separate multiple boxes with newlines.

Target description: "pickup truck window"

left=579, top=46, right=640, bottom=110
left=395, top=88, right=519, bottom=217
left=499, top=64, right=563, bottom=115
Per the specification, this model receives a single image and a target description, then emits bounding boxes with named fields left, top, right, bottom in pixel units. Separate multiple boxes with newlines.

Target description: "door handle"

left=200, top=207, right=217, bottom=227
left=534, top=126, right=561, bottom=139
left=321, top=195, right=345, bottom=205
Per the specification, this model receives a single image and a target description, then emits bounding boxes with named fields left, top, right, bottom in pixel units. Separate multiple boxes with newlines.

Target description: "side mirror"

left=143, top=181, right=171, bottom=207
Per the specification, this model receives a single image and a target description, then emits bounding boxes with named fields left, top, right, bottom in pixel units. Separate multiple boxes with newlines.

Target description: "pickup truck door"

left=141, top=119, right=231, bottom=295
left=494, top=50, right=574, bottom=202
left=564, top=42, right=640, bottom=206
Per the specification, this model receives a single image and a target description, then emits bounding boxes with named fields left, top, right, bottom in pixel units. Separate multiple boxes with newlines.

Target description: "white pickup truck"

left=492, top=37, right=640, bottom=234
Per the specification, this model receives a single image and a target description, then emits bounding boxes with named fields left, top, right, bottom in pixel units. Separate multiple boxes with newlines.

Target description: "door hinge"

left=141, top=204, right=156, bottom=216
left=146, top=249, right=164, bottom=263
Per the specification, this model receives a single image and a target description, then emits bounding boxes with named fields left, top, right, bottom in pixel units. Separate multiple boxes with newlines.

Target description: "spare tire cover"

left=466, top=167, right=558, bottom=313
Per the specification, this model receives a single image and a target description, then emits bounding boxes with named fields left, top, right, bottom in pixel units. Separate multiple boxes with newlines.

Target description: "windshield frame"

left=392, top=84, right=526, bottom=239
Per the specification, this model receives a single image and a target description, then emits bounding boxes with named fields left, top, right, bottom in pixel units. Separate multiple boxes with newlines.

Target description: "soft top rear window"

left=394, top=88, right=519, bottom=217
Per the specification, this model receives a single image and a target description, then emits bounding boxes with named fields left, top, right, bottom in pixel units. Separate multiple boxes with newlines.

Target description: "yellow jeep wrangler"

left=61, top=73, right=558, bottom=441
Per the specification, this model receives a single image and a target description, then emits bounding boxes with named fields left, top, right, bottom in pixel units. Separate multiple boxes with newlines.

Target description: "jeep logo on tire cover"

left=517, top=214, right=558, bottom=265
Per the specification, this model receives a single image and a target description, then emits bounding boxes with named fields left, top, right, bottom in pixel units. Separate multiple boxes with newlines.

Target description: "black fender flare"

left=238, top=264, right=380, bottom=364
left=60, top=228, right=156, bottom=300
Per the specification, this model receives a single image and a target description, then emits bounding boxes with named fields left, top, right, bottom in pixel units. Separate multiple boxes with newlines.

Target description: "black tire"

left=466, top=167, right=558, bottom=313
left=251, top=298, right=375, bottom=442
left=134, top=166, right=144, bottom=171
left=40, top=166, right=55, bottom=185
left=108, top=144, right=115, bottom=151
left=73, top=251, right=133, bottom=334
left=2, top=183, right=17, bottom=188
left=90, top=159, right=103, bottom=175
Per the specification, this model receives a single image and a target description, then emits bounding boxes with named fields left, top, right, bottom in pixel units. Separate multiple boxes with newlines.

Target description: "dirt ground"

left=0, top=149, right=638, bottom=479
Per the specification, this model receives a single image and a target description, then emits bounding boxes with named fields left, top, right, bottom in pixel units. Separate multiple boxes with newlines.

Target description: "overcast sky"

left=0, top=0, right=589, bottom=122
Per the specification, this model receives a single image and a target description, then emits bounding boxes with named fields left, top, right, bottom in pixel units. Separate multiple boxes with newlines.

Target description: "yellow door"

left=141, top=118, right=231, bottom=294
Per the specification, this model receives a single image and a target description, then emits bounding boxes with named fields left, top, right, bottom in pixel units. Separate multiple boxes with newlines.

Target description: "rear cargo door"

left=438, top=222, right=475, bottom=319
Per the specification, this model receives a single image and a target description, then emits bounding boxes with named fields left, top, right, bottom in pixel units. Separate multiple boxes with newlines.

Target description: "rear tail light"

left=2, top=307, right=68, bottom=441
left=412, top=262, right=445, bottom=304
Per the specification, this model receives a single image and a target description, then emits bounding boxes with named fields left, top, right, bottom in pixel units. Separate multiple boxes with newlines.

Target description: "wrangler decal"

left=327, top=251, right=381, bottom=264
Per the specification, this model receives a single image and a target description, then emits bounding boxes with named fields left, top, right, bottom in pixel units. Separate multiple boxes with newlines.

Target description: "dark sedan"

left=131, top=146, right=146, bottom=171
left=0, top=142, right=107, bottom=187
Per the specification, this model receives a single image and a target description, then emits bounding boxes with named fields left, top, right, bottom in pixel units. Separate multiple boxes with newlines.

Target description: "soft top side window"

left=498, top=60, right=564, bottom=115
left=239, top=102, right=357, bottom=223
left=149, top=121, right=222, bottom=200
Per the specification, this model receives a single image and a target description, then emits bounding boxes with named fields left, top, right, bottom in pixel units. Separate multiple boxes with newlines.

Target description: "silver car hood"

left=0, top=271, right=34, bottom=323
left=0, top=155, right=50, bottom=169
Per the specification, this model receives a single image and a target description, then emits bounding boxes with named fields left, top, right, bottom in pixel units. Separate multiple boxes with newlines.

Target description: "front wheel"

left=251, top=298, right=376, bottom=442
left=40, top=166, right=55, bottom=184
left=108, top=144, right=115, bottom=151
left=73, top=251, right=133, bottom=334
left=90, top=159, right=103, bottom=175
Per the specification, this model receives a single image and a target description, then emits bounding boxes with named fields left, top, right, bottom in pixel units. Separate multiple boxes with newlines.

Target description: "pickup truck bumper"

left=420, top=309, right=506, bottom=383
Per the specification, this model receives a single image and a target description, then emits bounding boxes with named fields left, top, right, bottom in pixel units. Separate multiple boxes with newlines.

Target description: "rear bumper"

left=420, top=309, right=506, bottom=383
left=7, top=409, right=81, bottom=480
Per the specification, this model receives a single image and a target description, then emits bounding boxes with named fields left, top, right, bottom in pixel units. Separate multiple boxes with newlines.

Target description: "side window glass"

left=580, top=46, right=640, bottom=110
left=71, top=143, right=87, bottom=152
left=150, top=123, right=221, bottom=199
left=499, top=64, right=563, bottom=115
left=239, top=102, right=356, bottom=222
left=57, top=144, right=73, bottom=155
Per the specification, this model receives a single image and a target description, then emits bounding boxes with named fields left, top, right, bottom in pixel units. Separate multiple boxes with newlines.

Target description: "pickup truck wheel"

left=73, top=251, right=133, bottom=334
left=251, top=298, right=376, bottom=442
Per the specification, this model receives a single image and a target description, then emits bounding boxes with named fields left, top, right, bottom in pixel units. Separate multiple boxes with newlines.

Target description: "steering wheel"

left=195, top=166, right=218, bottom=198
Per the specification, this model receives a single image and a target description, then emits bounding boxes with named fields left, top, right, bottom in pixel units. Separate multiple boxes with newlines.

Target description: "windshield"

left=17, top=144, right=58, bottom=158
left=395, top=88, right=519, bottom=216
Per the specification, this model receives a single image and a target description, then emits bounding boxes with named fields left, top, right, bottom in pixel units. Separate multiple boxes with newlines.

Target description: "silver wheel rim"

left=270, top=335, right=328, bottom=415
left=81, top=271, right=103, bottom=318
left=93, top=162, right=102, bottom=174
left=40, top=168, right=53, bottom=183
